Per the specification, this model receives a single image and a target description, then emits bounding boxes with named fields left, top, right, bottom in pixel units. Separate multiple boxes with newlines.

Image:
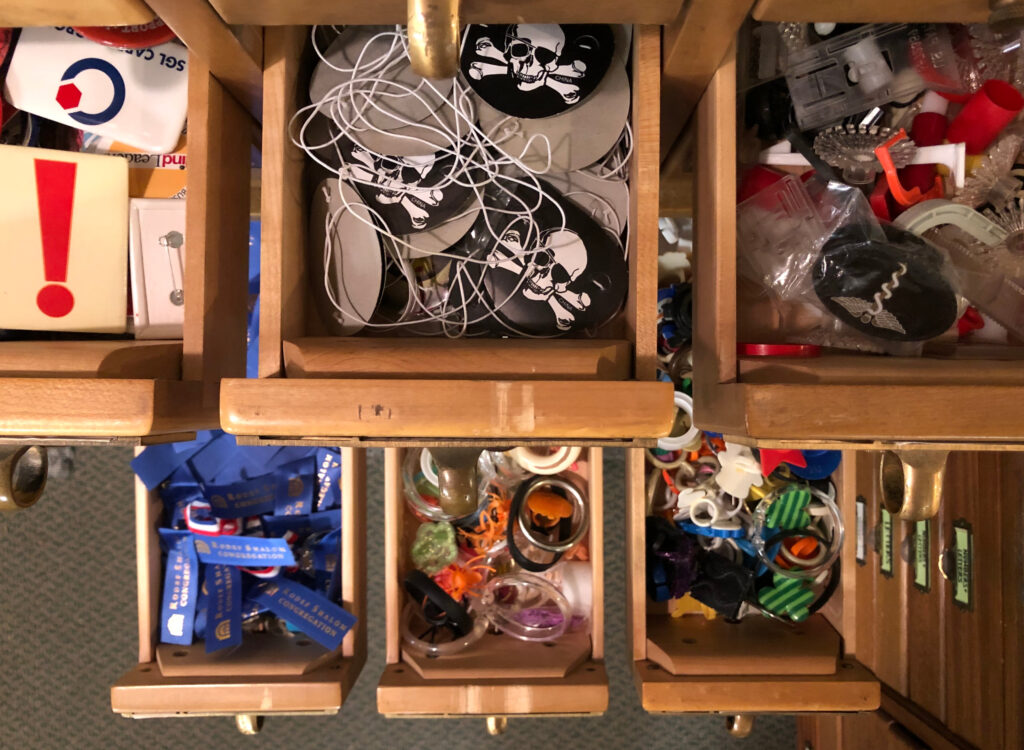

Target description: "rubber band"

left=509, top=446, right=581, bottom=475
left=656, top=391, right=701, bottom=452
left=644, top=447, right=686, bottom=469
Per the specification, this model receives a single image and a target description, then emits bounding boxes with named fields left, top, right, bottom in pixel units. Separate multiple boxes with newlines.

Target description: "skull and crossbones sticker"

left=342, top=142, right=473, bottom=236
left=812, top=225, right=958, bottom=342
left=461, top=24, right=615, bottom=119
left=470, top=179, right=627, bottom=336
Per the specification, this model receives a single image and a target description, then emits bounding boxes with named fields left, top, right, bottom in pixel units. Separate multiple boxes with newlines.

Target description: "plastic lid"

left=74, top=20, right=176, bottom=50
left=737, top=343, right=822, bottom=357
left=479, top=572, right=572, bottom=642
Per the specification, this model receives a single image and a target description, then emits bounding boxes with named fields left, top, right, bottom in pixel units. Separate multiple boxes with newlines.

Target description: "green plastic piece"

left=758, top=573, right=815, bottom=622
left=410, top=522, right=457, bottom=575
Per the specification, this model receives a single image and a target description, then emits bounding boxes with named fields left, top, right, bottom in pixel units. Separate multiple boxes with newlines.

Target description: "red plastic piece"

left=869, top=177, right=892, bottom=221
left=759, top=449, right=808, bottom=477
left=73, top=20, right=175, bottom=50
left=737, top=165, right=785, bottom=203
left=737, top=343, right=822, bottom=357
left=947, top=79, right=1024, bottom=155
left=957, top=306, right=985, bottom=338
left=901, top=111, right=949, bottom=195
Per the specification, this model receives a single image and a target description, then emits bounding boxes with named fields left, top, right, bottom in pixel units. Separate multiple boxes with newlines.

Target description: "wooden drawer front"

left=218, top=24, right=674, bottom=444
left=0, top=41, right=252, bottom=440
left=111, top=448, right=367, bottom=718
left=207, top=0, right=685, bottom=26
left=629, top=449, right=881, bottom=714
left=797, top=713, right=939, bottom=750
left=692, top=35, right=1024, bottom=446
left=377, top=447, right=608, bottom=717
left=0, top=0, right=153, bottom=26
left=845, top=451, right=1024, bottom=750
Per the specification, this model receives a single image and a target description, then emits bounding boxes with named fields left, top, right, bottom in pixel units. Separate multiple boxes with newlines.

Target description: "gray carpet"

left=0, top=447, right=795, bottom=749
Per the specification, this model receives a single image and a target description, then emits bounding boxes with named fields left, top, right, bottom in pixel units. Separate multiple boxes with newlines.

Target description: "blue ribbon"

left=250, top=578, right=356, bottom=651
left=204, top=564, right=242, bottom=653
left=315, top=448, right=342, bottom=511
left=132, top=431, right=213, bottom=490
left=261, top=510, right=340, bottom=538
left=312, top=528, right=341, bottom=573
left=273, top=458, right=316, bottom=517
left=203, top=472, right=278, bottom=518
left=192, top=535, right=296, bottom=567
left=159, top=530, right=199, bottom=646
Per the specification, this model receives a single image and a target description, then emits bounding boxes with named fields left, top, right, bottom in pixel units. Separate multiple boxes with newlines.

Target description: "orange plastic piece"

left=786, top=536, right=821, bottom=559
left=527, top=489, right=573, bottom=526
left=457, top=485, right=511, bottom=555
left=875, top=128, right=944, bottom=207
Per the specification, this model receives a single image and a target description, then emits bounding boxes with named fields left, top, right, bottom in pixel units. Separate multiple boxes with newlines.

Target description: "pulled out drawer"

left=110, top=448, right=366, bottom=721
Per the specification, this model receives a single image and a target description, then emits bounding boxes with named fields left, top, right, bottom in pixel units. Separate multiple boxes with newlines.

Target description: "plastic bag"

left=737, top=174, right=960, bottom=349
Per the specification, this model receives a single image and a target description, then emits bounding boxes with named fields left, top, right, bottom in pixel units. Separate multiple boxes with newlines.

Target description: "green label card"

left=953, top=521, right=973, bottom=611
left=880, top=507, right=893, bottom=577
left=856, top=496, right=866, bottom=566
left=914, top=519, right=930, bottom=592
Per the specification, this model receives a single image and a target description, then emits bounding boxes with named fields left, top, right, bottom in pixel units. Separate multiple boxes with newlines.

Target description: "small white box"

left=129, top=198, right=185, bottom=339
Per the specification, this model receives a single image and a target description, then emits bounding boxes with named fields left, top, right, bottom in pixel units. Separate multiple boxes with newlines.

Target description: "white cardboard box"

left=129, top=198, right=185, bottom=339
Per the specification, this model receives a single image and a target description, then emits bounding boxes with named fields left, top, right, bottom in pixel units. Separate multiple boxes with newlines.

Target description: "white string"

left=296, top=25, right=631, bottom=336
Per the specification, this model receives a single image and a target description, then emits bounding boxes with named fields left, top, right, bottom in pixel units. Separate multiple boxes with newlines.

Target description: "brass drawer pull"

left=0, top=446, right=47, bottom=512
left=408, top=0, right=461, bottom=79
left=879, top=450, right=948, bottom=521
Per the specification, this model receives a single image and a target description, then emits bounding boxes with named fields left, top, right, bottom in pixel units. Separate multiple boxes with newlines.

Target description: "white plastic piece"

left=919, top=90, right=951, bottom=117
left=894, top=199, right=1009, bottom=245
left=656, top=391, right=701, bottom=452
left=715, top=442, right=764, bottom=498
left=759, top=141, right=967, bottom=188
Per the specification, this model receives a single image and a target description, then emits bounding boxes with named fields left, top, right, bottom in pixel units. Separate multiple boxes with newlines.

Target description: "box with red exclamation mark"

left=0, top=144, right=128, bottom=333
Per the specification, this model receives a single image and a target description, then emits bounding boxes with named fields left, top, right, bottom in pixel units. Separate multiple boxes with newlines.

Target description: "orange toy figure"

left=526, top=489, right=573, bottom=528
left=432, top=556, right=494, bottom=601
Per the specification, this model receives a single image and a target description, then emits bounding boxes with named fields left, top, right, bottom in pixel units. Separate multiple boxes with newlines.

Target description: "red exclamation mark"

left=33, top=159, right=76, bottom=318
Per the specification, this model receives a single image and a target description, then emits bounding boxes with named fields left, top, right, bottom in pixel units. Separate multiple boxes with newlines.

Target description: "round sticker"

left=310, top=27, right=454, bottom=134
left=541, top=169, right=629, bottom=238
left=461, top=24, right=615, bottom=119
left=299, top=106, right=345, bottom=169
left=340, top=139, right=477, bottom=236
left=612, top=25, right=632, bottom=66
left=402, top=203, right=480, bottom=259
left=477, top=63, right=629, bottom=172
left=74, top=20, right=176, bottom=50
left=308, top=179, right=385, bottom=335
left=450, top=179, right=627, bottom=336
left=350, top=91, right=472, bottom=157
left=812, top=225, right=958, bottom=342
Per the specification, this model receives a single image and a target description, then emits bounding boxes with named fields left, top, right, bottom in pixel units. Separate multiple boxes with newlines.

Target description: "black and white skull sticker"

left=341, top=142, right=474, bottom=236
left=461, top=24, right=615, bottom=119
left=460, top=179, right=627, bottom=335
left=813, top=224, right=958, bottom=342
